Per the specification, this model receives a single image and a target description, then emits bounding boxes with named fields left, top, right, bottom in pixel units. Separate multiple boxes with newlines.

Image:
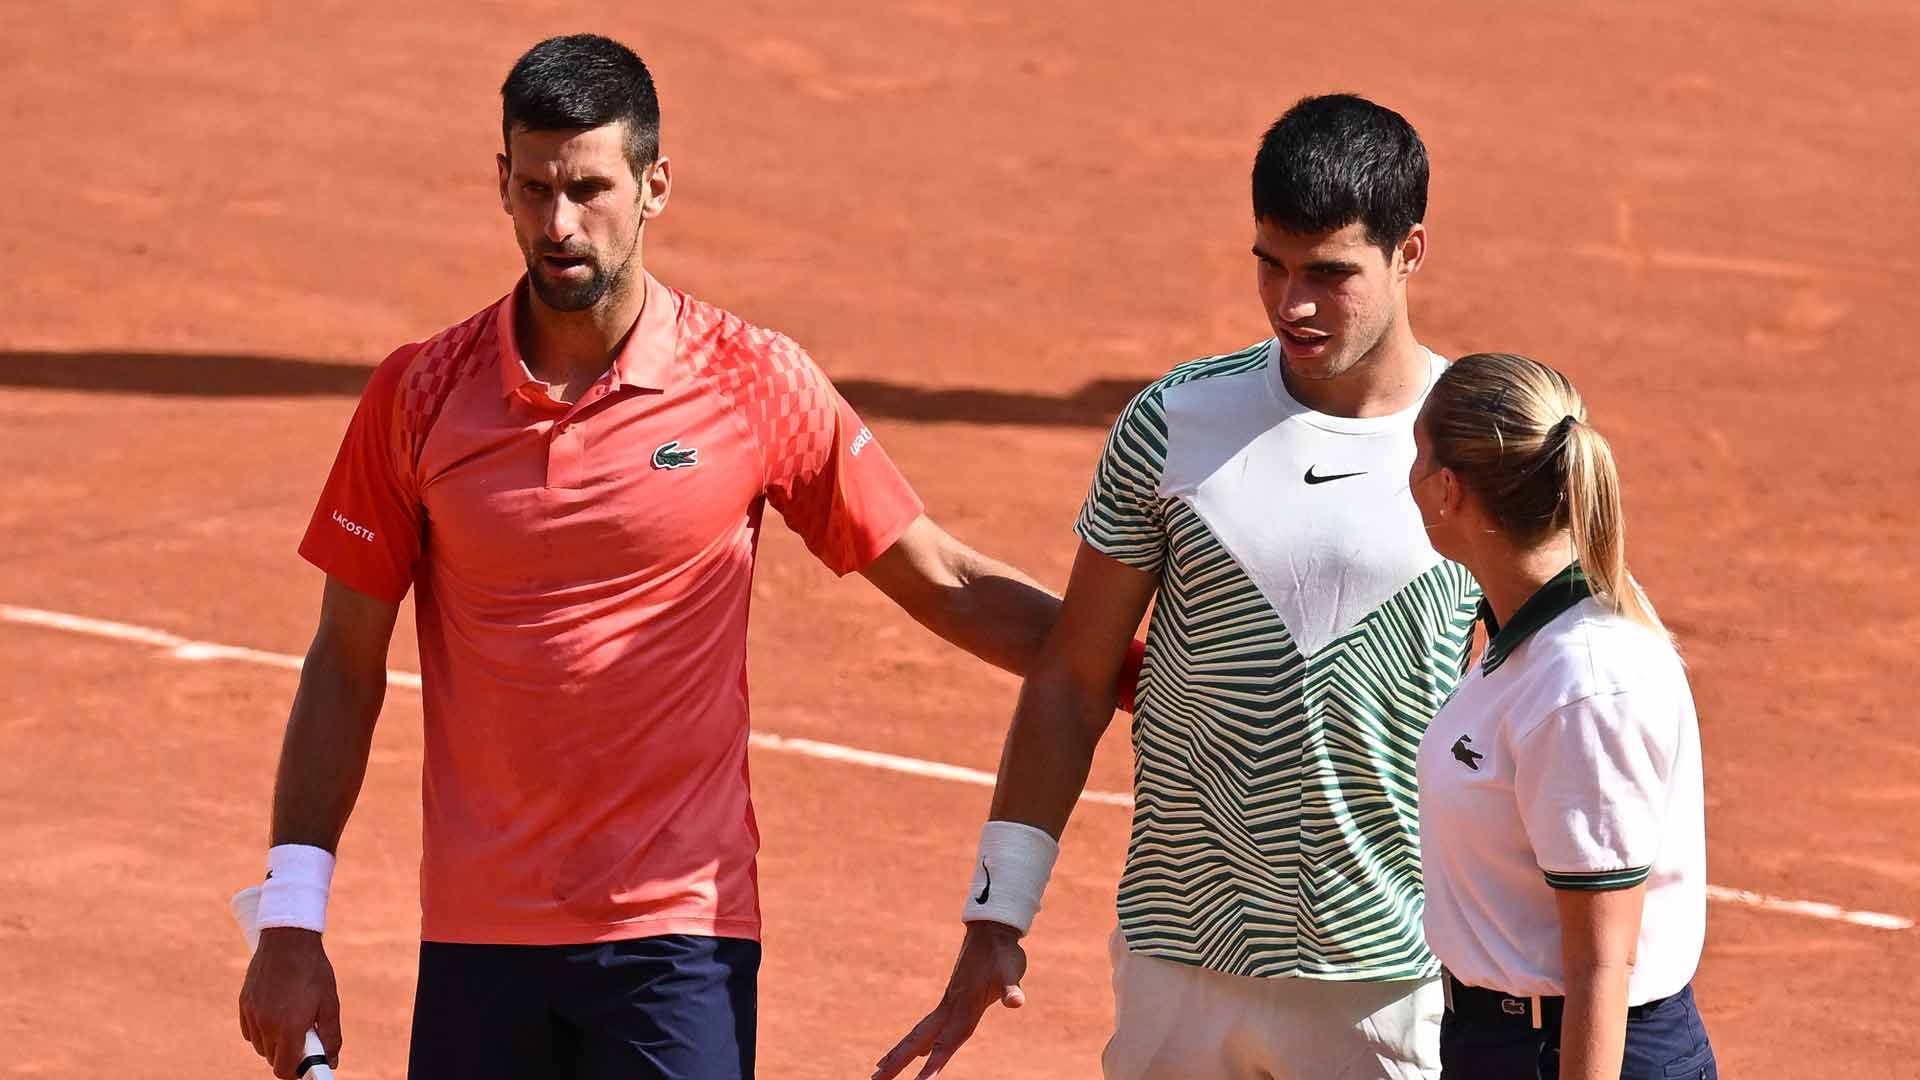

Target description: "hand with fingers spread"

left=873, top=545, right=1144, bottom=1078
left=238, top=927, right=343, bottom=1078
left=873, top=921, right=1029, bottom=1080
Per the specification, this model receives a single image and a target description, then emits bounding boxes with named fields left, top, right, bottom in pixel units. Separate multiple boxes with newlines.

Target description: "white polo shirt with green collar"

left=1417, top=565, right=1707, bottom=1004
left=1076, top=340, right=1479, bottom=981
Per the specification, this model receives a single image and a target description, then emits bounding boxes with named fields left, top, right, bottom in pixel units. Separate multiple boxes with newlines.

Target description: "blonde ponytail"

left=1425, top=353, right=1668, bottom=639
left=1560, top=418, right=1666, bottom=637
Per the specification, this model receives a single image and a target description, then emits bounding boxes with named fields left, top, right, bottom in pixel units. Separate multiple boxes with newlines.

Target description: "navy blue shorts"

left=1440, top=983, right=1715, bottom=1080
left=408, top=935, right=759, bottom=1080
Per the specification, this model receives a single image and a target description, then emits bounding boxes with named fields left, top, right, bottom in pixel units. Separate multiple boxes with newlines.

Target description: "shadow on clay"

left=0, top=350, right=1146, bottom=428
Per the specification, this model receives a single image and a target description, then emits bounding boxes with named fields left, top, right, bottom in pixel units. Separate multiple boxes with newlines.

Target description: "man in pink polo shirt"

left=235, top=33, right=1116, bottom=1080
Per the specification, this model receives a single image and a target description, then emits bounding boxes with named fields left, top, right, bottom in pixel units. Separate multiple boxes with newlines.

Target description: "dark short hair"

left=501, top=34, right=660, bottom=177
left=1251, top=94, right=1428, bottom=256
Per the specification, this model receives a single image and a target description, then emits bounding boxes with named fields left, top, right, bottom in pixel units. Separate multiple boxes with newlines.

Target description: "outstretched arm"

left=873, top=542, right=1157, bottom=1080
left=859, top=514, right=1062, bottom=679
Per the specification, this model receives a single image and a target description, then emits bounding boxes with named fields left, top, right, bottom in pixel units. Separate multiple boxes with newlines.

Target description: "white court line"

left=4, top=602, right=1909, bottom=932
left=748, top=732, right=1133, bottom=808
left=1702, top=885, right=1913, bottom=932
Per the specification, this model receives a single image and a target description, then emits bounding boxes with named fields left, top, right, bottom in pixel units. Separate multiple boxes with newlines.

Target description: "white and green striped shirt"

left=1077, top=340, right=1479, bottom=981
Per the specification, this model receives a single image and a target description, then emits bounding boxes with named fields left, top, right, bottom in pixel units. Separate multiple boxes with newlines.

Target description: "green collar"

left=1478, top=564, right=1592, bottom=674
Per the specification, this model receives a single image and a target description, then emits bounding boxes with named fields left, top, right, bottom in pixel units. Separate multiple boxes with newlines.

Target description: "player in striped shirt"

left=877, top=96, right=1477, bottom=1080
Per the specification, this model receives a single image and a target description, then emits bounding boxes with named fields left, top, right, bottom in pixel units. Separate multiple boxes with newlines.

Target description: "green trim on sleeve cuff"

left=1543, top=866, right=1651, bottom=891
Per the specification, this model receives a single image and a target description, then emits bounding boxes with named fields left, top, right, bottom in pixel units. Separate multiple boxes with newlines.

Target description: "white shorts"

left=1101, top=929, right=1442, bottom=1080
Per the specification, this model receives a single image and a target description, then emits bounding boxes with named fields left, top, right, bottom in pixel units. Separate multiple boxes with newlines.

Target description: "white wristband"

left=256, top=844, right=335, bottom=934
left=960, top=820, right=1059, bottom=936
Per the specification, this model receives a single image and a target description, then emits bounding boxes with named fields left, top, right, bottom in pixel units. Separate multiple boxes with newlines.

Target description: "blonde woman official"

left=1407, top=353, right=1716, bottom=1079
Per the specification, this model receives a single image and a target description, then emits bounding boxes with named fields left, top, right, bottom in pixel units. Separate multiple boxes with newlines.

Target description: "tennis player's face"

left=1253, top=219, right=1422, bottom=384
left=498, top=123, right=668, bottom=313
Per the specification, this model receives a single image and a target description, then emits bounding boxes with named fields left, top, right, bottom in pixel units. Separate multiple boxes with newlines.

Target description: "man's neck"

left=1281, top=321, right=1430, bottom=419
left=517, top=274, right=647, bottom=395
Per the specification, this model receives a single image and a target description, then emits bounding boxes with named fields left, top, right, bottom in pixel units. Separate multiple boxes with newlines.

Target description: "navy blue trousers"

left=1440, top=984, right=1715, bottom=1079
left=408, top=935, right=759, bottom=1080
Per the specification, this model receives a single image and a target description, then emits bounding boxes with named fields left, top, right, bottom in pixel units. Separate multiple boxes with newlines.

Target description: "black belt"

left=1443, top=972, right=1682, bottom=1030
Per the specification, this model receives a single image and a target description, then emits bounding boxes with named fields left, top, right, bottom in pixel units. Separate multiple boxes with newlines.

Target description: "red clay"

left=3, top=4, right=1916, bottom=1078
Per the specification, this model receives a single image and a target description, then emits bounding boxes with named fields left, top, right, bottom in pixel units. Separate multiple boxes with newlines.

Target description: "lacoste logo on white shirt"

left=1450, top=735, right=1485, bottom=771
left=332, top=510, right=375, bottom=542
left=850, top=427, right=874, bottom=457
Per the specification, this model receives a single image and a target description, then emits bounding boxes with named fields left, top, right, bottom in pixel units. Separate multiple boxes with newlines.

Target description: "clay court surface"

left=3, top=2, right=1917, bottom=1077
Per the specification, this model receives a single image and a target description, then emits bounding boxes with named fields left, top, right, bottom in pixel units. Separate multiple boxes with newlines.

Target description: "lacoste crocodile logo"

left=1451, top=735, right=1485, bottom=771
left=651, top=441, right=699, bottom=470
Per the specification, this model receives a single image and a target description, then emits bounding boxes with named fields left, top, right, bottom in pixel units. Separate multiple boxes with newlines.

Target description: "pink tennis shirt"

left=298, top=273, right=924, bottom=945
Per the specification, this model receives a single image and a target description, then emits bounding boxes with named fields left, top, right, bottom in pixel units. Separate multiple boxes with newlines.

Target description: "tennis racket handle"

left=231, top=885, right=339, bottom=1079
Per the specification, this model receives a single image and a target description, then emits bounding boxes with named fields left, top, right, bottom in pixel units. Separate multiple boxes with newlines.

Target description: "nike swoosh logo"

left=1304, top=466, right=1367, bottom=485
left=974, top=861, right=991, bottom=904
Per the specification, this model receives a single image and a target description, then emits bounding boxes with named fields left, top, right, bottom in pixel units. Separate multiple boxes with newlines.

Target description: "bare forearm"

left=1558, top=962, right=1632, bottom=1080
left=987, top=669, right=1111, bottom=838
left=930, top=551, right=1061, bottom=678
left=861, top=518, right=1066, bottom=680
left=268, top=654, right=385, bottom=852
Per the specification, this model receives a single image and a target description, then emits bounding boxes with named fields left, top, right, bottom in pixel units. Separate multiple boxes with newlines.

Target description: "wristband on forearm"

left=960, top=820, right=1059, bottom=935
left=255, top=844, right=335, bottom=934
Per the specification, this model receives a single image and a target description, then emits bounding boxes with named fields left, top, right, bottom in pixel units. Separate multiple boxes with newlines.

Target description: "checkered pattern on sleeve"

left=296, top=299, right=500, bottom=603
left=397, top=305, right=498, bottom=471
left=674, top=298, right=900, bottom=574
